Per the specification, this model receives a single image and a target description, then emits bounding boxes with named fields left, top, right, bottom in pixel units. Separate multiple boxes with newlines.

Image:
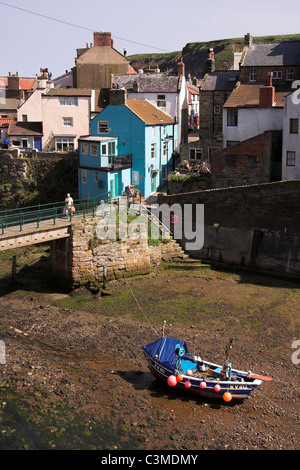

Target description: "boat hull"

left=143, top=351, right=260, bottom=401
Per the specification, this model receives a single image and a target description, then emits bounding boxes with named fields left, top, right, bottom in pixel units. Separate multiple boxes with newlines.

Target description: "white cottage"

left=282, top=87, right=300, bottom=180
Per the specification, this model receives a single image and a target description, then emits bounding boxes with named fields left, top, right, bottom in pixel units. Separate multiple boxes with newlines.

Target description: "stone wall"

left=157, top=180, right=300, bottom=275
left=0, top=149, right=79, bottom=208
left=50, top=216, right=187, bottom=288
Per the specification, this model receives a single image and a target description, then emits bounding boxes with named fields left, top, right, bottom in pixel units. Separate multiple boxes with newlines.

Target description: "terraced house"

left=78, top=89, right=178, bottom=199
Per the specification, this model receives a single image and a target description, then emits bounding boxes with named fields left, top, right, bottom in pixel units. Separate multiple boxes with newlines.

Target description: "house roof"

left=126, top=99, right=175, bottom=125
left=243, top=42, right=300, bottom=66
left=200, top=71, right=239, bottom=91
left=0, top=77, right=37, bottom=90
left=223, top=84, right=289, bottom=108
left=0, top=98, right=20, bottom=111
left=44, top=88, right=92, bottom=97
left=113, top=73, right=182, bottom=93
left=0, top=118, right=13, bottom=128
left=8, top=121, right=43, bottom=136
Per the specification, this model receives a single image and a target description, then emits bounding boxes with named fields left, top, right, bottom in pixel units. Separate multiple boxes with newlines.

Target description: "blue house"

left=78, top=89, right=178, bottom=200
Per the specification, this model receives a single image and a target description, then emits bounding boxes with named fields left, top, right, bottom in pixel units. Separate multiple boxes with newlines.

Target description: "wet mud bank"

left=0, top=250, right=299, bottom=450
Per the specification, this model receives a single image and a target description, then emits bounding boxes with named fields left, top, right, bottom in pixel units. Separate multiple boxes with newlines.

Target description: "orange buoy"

left=186, top=369, right=193, bottom=376
left=223, top=392, right=232, bottom=402
left=167, top=375, right=177, bottom=387
left=176, top=374, right=184, bottom=382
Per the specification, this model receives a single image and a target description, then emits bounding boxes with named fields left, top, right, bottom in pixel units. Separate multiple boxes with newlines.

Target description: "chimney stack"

left=259, top=85, right=275, bottom=107
left=93, top=31, right=113, bottom=47
left=177, top=57, right=185, bottom=77
left=244, top=33, right=253, bottom=47
left=109, top=88, right=127, bottom=105
left=206, top=49, right=215, bottom=73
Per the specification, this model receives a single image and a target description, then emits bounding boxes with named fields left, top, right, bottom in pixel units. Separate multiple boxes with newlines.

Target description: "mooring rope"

left=122, top=272, right=160, bottom=338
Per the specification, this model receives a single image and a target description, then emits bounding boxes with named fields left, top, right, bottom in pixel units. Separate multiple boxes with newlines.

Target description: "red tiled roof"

left=0, top=118, right=14, bottom=127
left=0, top=77, right=36, bottom=90
left=126, top=99, right=174, bottom=125
left=224, top=84, right=290, bottom=108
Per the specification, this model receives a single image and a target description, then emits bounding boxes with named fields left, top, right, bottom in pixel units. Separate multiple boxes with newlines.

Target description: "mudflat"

left=0, top=248, right=299, bottom=450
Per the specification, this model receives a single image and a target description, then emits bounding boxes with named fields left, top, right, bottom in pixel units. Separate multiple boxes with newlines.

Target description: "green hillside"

left=128, top=34, right=300, bottom=79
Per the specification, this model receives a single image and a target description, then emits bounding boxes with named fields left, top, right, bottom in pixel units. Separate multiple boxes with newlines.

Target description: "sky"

left=1, top=0, right=300, bottom=79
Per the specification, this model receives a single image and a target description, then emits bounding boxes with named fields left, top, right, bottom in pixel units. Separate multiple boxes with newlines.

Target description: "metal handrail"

left=0, top=192, right=111, bottom=235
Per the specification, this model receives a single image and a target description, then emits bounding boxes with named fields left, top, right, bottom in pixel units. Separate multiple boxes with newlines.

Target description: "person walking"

left=64, top=193, right=74, bottom=217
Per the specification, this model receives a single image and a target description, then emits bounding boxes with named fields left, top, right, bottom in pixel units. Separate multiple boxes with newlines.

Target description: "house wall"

left=240, top=65, right=300, bottom=85
left=17, top=88, right=45, bottom=122
left=282, top=91, right=300, bottom=180
left=90, top=105, right=178, bottom=198
left=223, top=107, right=283, bottom=147
left=42, top=95, right=90, bottom=151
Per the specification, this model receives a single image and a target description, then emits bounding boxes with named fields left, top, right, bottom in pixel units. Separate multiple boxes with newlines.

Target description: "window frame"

left=90, top=143, right=98, bottom=156
left=62, top=117, right=73, bottom=127
left=151, top=143, right=156, bottom=159
left=157, top=94, right=166, bottom=107
left=286, top=151, right=296, bottom=166
left=98, top=120, right=109, bottom=134
left=189, top=148, right=203, bottom=161
left=81, top=142, right=88, bottom=155
left=249, top=67, right=257, bottom=82
left=58, top=96, right=78, bottom=106
left=227, top=109, right=238, bottom=127
left=289, top=118, right=299, bottom=134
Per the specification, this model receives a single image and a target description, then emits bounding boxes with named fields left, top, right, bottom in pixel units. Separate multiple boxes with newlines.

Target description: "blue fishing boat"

left=142, top=336, right=272, bottom=402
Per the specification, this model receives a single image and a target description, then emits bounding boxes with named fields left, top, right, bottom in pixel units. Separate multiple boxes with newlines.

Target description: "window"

left=163, top=141, right=168, bottom=157
left=132, top=171, right=139, bottom=185
left=249, top=67, right=257, bottom=81
left=108, top=141, right=116, bottom=155
left=21, top=138, right=28, bottom=148
left=214, top=105, right=221, bottom=115
left=286, top=67, right=294, bottom=81
left=189, top=148, right=203, bottom=161
left=157, top=94, right=166, bottom=107
left=90, top=143, right=98, bottom=156
left=151, top=143, right=156, bottom=159
left=82, top=169, right=87, bottom=183
left=62, top=117, right=73, bottom=127
left=94, top=171, right=98, bottom=182
left=22, top=115, right=28, bottom=122
left=286, top=151, right=296, bottom=166
left=272, top=71, right=282, bottom=80
left=55, top=137, right=74, bottom=152
left=58, top=97, right=78, bottom=106
left=102, top=144, right=107, bottom=155
left=81, top=142, right=88, bottom=154
left=227, top=109, right=238, bottom=126
left=98, top=120, right=109, bottom=133
left=163, top=126, right=166, bottom=137
left=290, top=118, right=299, bottom=134
left=152, top=126, right=156, bottom=138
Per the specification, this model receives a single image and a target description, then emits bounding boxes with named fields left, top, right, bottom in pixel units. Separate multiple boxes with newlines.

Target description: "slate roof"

left=126, top=99, right=175, bottom=125
left=200, top=71, right=239, bottom=91
left=223, top=84, right=289, bottom=108
left=243, top=42, right=300, bottom=66
left=113, top=73, right=181, bottom=93
left=8, top=121, right=43, bottom=136
left=0, top=99, right=20, bottom=111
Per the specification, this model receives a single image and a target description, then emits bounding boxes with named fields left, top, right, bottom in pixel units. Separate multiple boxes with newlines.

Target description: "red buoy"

left=167, top=375, right=177, bottom=387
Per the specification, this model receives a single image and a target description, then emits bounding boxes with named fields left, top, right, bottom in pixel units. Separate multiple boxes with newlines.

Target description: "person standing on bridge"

left=64, top=193, right=74, bottom=217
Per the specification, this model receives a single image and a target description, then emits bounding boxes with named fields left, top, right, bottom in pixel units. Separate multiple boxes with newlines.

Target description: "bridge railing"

left=0, top=193, right=111, bottom=235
